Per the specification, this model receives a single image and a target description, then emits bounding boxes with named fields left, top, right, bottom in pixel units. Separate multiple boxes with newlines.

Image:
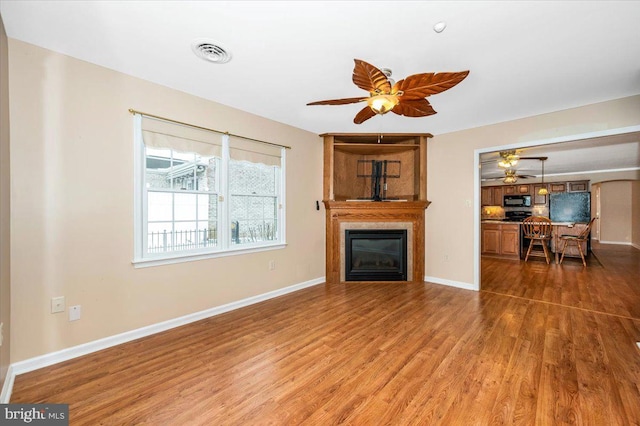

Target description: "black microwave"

left=503, top=195, right=531, bottom=207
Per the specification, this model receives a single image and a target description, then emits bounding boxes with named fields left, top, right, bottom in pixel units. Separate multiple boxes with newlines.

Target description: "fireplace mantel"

left=321, top=133, right=431, bottom=284
left=325, top=201, right=428, bottom=284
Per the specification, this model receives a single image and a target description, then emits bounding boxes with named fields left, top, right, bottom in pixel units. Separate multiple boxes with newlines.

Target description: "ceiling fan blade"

left=353, top=106, right=376, bottom=124
left=519, top=156, right=548, bottom=161
left=391, top=98, right=436, bottom=117
left=516, top=174, right=536, bottom=178
left=393, top=71, right=469, bottom=100
left=352, top=59, right=391, bottom=94
left=307, top=97, right=367, bottom=106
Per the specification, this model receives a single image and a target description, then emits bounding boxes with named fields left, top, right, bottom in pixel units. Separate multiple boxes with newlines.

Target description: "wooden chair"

left=559, top=217, right=596, bottom=267
left=522, top=216, right=553, bottom=264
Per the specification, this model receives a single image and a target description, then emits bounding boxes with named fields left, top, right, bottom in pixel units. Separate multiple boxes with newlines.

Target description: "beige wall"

left=600, top=181, right=633, bottom=244
left=632, top=181, right=640, bottom=248
left=8, top=40, right=325, bottom=362
left=0, top=14, right=11, bottom=388
left=6, top=36, right=640, bottom=362
left=427, top=95, right=640, bottom=286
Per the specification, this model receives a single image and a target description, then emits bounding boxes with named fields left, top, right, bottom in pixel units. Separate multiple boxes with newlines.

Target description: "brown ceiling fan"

left=307, top=59, right=469, bottom=124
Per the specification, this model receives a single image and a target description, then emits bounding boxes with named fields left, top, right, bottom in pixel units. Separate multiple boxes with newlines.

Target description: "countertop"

left=481, top=220, right=585, bottom=226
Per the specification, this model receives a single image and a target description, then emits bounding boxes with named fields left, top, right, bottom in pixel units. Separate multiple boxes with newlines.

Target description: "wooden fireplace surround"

left=321, top=133, right=432, bottom=284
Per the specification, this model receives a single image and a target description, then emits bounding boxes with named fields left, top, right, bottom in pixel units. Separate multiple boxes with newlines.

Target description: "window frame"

left=132, top=114, right=286, bottom=268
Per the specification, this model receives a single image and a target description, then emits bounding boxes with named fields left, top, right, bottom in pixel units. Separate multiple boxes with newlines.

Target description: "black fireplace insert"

left=345, top=229, right=407, bottom=281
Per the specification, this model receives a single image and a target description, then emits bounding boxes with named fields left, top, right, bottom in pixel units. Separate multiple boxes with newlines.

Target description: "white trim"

left=133, top=116, right=287, bottom=266
left=133, top=114, right=145, bottom=259
left=474, top=125, right=640, bottom=291
left=132, top=242, right=287, bottom=268
left=0, top=365, right=15, bottom=403
left=598, top=240, right=633, bottom=246
left=279, top=147, right=287, bottom=243
left=542, top=166, right=640, bottom=178
left=424, top=276, right=476, bottom=291
left=3, top=277, right=325, bottom=400
left=633, top=243, right=640, bottom=251
left=473, top=149, right=481, bottom=292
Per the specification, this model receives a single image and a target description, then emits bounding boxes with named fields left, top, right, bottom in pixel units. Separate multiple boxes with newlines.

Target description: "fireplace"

left=345, top=229, right=407, bottom=281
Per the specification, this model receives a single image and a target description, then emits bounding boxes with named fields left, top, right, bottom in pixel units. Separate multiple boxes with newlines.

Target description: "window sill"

left=132, top=243, right=287, bottom=268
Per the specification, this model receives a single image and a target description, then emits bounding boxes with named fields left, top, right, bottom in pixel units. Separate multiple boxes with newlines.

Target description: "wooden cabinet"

left=532, top=184, right=548, bottom=205
left=482, top=224, right=501, bottom=254
left=567, top=180, right=589, bottom=192
left=551, top=223, right=589, bottom=258
left=322, top=133, right=431, bottom=284
left=548, top=180, right=589, bottom=193
left=503, top=185, right=516, bottom=195
left=481, top=187, right=493, bottom=206
left=323, top=133, right=430, bottom=202
left=482, top=223, right=520, bottom=258
left=481, top=185, right=503, bottom=206
left=505, top=184, right=535, bottom=195
left=500, top=225, right=520, bottom=256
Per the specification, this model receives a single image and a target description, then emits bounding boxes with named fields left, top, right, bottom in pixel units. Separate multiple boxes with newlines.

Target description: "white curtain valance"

left=141, top=115, right=222, bottom=157
left=229, top=135, right=282, bottom=167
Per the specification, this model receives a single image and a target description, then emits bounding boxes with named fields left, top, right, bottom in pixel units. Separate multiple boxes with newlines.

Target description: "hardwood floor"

left=11, top=243, right=640, bottom=425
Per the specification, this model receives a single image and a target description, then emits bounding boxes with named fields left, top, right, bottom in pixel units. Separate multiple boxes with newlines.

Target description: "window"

left=133, top=114, right=286, bottom=266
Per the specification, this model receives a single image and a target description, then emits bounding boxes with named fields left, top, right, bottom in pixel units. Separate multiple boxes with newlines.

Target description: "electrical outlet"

left=444, top=254, right=449, bottom=262
left=51, top=296, right=65, bottom=313
left=269, top=260, right=276, bottom=271
left=69, top=305, right=81, bottom=321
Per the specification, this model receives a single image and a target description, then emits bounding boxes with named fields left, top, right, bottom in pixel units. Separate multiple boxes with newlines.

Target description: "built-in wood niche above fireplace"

left=322, top=133, right=432, bottom=284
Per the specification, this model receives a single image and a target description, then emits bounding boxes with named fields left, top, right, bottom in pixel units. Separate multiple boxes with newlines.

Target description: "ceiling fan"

left=490, top=150, right=550, bottom=168
left=307, top=59, right=469, bottom=124
left=484, top=169, right=536, bottom=184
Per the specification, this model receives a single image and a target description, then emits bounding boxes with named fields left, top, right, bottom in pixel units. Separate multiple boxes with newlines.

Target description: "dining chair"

left=522, top=216, right=553, bottom=264
left=559, top=217, right=596, bottom=267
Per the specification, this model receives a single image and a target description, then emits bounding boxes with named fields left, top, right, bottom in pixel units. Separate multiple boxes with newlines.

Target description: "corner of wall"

left=0, top=11, right=13, bottom=397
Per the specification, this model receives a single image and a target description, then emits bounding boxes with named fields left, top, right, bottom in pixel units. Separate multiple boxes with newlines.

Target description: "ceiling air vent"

left=191, top=39, right=232, bottom=64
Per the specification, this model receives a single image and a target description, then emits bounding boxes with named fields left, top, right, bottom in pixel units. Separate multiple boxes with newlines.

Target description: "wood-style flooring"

left=10, top=243, right=640, bottom=425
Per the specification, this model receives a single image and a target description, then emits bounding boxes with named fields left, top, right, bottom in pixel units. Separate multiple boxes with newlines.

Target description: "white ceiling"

left=1, top=1, right=640, bottom=176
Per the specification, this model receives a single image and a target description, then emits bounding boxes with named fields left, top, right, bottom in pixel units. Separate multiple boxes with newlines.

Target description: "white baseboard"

left=0, top=365, right=15, bottom=404
left=424, top=276, right=477, bottom=291
left=1, top=277, right=325, bottom=403
left=598, top=240, right=632, bottom=245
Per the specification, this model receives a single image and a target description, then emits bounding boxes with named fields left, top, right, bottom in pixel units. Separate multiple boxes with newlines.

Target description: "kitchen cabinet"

left=503, top=186, right=516, bottom=195
left=532, top=184, right=548, bottom=205
left=482, top=223, right=520, bottom=258
left=482, top=224, right=501, bottom=254
left=551, top=223, right=589, bottom=258
left=500, top=225, right=520, bottom=256
left=517, top=184, right=530, bottom=194
left=481, top=186, right=503, bottom=206
left=548, top=180, right=589, bottom=193
left=567, top=180, right=589, bottom=192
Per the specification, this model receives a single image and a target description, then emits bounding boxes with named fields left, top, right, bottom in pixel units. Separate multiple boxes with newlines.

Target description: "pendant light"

left=538, top=159, right=548, bottom=195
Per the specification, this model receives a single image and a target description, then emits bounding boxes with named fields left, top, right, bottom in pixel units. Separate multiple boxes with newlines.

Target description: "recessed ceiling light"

left=191, top=38, right=232, bottom=64
left=433, top=21, right=447, bottom=33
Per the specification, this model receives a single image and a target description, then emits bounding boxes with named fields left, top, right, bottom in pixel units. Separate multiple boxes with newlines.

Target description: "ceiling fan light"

left=368, top=95, right=399, bottom=115
left=498, top=158, right=518, bottom=168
